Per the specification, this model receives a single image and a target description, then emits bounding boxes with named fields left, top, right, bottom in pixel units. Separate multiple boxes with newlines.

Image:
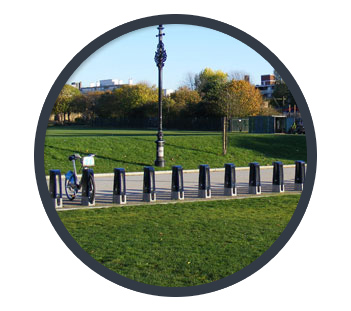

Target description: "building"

left=249, top=115, right=295, bottom=134
left=71, top=82, right=82, bottom=89
left=163, top=89, right=175, bottom=96
left=256, top=74, right=276, bottom=99
left=72, top=79, right=174, bottom=96
left=75, top=78, right=134, bottom=94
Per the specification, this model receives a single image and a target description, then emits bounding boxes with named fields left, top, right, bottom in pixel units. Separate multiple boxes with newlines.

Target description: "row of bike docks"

left=49, top=161, right=306, bottom=208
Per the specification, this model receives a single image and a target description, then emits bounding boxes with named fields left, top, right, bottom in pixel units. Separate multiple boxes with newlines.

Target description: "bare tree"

left=182, top=72, right=196, bottom=90
left=228, top=71, right=250, bottom=82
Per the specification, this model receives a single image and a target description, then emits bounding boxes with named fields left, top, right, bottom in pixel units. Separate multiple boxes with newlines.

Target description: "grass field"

left=44, top=127, right=306, bottom=175
left=58, top=194, right=299, bottom=287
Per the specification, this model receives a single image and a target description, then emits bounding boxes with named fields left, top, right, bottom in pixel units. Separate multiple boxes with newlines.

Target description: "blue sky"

left=68, top=25, right=274, bottom=90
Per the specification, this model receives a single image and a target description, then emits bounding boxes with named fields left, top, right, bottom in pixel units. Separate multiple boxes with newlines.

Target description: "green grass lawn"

left=58, top=194, right=299, bottom=287
left=44, top=127, right=306, bottom=175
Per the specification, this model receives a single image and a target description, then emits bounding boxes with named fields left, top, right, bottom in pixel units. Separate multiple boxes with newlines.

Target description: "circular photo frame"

left=35, top=14, right=317, bottom=297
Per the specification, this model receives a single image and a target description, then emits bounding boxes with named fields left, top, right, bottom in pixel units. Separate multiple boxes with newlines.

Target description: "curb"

left=55, top=192, right=301, bottom=212
left=45, top=164, right=298, bottom=180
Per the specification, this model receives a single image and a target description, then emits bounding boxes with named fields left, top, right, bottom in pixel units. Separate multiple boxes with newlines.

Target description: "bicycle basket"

left=82, top=156, right=95, bottom=167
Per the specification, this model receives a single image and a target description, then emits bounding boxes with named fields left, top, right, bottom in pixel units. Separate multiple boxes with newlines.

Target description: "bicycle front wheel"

left=65, top=178, right=78, bottom=201
left=87, top=174, right=96, bottom=204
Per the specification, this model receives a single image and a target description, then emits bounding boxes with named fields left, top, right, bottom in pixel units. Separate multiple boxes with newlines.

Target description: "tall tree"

left=72, top=91, right=104, bottom=120
left=195, top=68, right=228, bottom=96
left=217, top=79, right=263, bottom=154
left=182, top=72, right=196, bottom=90
left=270, top=72, right=296, bottom=109
left=114, top=83, right=158, bottom=117
left=170, top=86, right=201, bottom=117
left=53, top=84, right=81, bottom=122
left=273, top=69, right=283, bottom=84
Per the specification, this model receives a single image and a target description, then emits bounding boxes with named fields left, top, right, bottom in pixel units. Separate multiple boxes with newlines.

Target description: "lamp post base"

left=155, top=139, right=165, bottom=167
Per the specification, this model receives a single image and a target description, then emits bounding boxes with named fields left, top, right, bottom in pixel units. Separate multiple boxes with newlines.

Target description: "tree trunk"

left=222, top=116, right=228, bottom=155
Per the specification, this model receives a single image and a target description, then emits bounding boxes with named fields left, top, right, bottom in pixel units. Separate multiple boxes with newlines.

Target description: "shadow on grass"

left=45, top=144, right=150, bottom=167
left=46, top=132, right=221, bottom=138
left=231, top=135, right=307, bottom=162
left=46, top=128, right=221, bottom=138
left=130, top=137, right=220, bottom=156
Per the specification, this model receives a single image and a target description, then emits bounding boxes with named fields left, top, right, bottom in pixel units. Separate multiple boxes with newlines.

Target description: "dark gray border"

left=34, top=14, right=317, bottom=297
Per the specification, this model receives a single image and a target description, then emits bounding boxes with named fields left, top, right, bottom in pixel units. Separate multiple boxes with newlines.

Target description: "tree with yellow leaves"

left=218, top=79, right=263, bottom=154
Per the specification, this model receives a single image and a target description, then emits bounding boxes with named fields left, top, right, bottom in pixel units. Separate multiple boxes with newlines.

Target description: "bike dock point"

left=272, top=161, right=285, bottom=193
left=171, top=165, right=184, bottom=200
left=295, top=160, right=306, bottom=191
left=249, top=162, right=261, bottom=195
left=113, top=168, right=127, bottom=204
left=224, top=163, right=237, bottom=196
left=198, top=164, right=211, bottom=199
left=49, top=169, right=63, bottom=208
left=143, top=166, right=156, bottom=202
left=47, top=163, right=305, bottom=210
left=81, top=169, right=95, bottom=207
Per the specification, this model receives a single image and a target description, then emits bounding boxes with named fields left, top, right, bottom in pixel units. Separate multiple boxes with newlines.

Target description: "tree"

left=53, top=84, right=81, bottom=122
left=72, top=91, right=104, bottom=121
left=273, top=69, right=283, bottom=84
left=182, top=72, right=196, bottom=90
left=228, top=71, right=250, bottom=82
left=95, top=91, right=116, bottom=118
left=224, top=80, right=262, bottom=118
left=195, top=68, right=228, bottom=96
left=217, top=79, right=263, bottom=155
left=114, top=83, right=158, bottom=117
left=170, top=86, right=201, bottom=117
left=270, top=72, right=296, bottom=109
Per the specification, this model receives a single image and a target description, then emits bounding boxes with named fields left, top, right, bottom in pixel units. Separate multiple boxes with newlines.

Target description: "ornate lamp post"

left=154, top=24, right=167, bottom=167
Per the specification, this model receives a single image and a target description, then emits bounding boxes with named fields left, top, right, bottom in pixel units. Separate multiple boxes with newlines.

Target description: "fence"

left=228, top=118, right=249, bottom=132
left=78, top=116, right=223, bottom=131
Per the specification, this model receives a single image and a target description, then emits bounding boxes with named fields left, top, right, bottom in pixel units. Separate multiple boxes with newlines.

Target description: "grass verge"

left=58, top=194, right=300, bottom=287
left=45, top=128, right=306, bottom=174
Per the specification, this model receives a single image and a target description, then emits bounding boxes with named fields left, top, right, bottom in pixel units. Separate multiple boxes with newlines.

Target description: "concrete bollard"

left=224, top=163, right=237, bottom=196
left=249, top=162, right=261, bottom=194
left=143, top=166, right=156, bottom=202
left=171, top=165, right=184, bottom=200
left=113, top=168, right=127, bottom=204
left=198, top=164, right=211, bottom=198
left=49, top=169, right=63, bottom=208
left=295, top=160, right=306, bottom=191
left=81, top=168, right=95, bottom=206
left=272, top=161, right=285, bottom=193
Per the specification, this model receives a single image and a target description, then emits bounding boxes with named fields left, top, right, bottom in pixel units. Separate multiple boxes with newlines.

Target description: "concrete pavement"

left=48, top=165, right=303, bottom=210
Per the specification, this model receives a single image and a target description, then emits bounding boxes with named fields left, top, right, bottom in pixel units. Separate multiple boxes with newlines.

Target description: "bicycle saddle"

left=68, top=154, right=81, bottom=161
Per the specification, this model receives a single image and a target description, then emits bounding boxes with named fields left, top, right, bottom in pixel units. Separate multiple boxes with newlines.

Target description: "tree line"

left=53, top=68, right=279, bottom=124
left=53, top=68, right=284, bottom=154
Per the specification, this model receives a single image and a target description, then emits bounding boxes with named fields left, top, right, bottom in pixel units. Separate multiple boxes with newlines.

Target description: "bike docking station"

left=113, top=168, right=127, bottom=204
left=224, top=163, right=237, bottom=196
left=49, top=169, right=63, bottom=208
left=81, top=168, right=95, bottom=206
left=198, top=164, right=211, bottom=199
left=295, top=160, right=306, bottom=191
left=249, top=162, right=262, bottom=195
left=171, top=165, right=184, bottom=200
left=272, top=161, right=285, bottom=193
left=143, top=166, right=156, bottom=202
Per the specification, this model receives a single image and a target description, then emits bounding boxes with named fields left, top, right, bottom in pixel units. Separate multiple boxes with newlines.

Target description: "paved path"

left=49, top=165, right=302, bottom=209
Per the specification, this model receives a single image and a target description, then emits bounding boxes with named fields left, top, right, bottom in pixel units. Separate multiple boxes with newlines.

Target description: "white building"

left=77, top=79, right=133, bottom=94
left=163, top=89, right=174, bottom=96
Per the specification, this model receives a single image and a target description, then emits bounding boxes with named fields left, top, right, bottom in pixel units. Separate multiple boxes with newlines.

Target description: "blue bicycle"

left=65, top=153, right=96, bottom=203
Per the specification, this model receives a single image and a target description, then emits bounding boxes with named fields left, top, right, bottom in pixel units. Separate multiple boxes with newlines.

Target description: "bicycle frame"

left=65, top=158, right=81, bottom=191
left=66, top=154, right=95, bottom=188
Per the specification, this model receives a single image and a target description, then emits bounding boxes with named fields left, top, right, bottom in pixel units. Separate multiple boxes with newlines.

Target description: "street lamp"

left=154, top=24, right=167, bottom=167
